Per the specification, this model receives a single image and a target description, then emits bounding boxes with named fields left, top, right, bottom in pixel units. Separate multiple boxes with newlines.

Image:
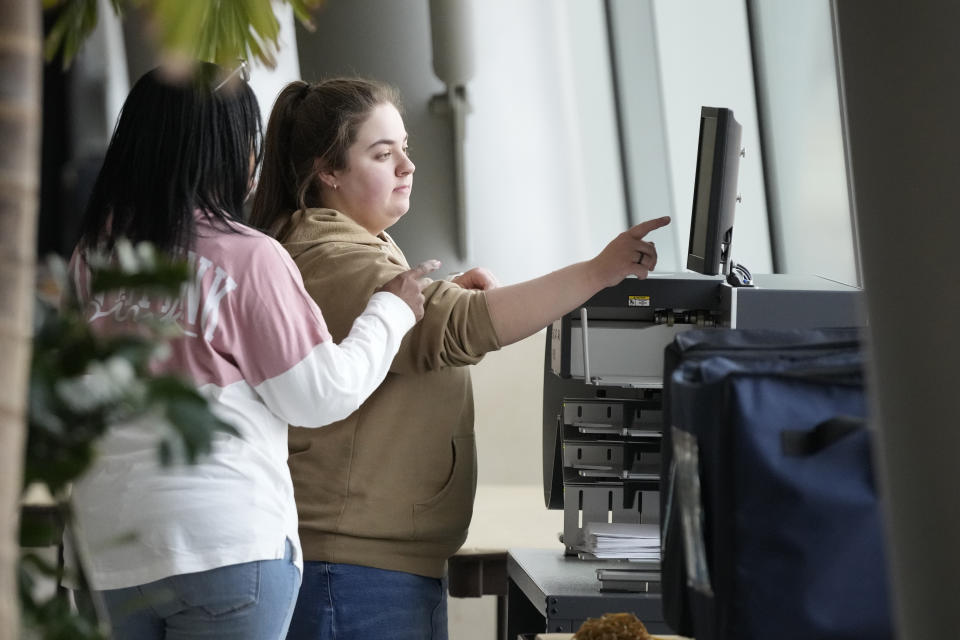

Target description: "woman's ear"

left=315, top=158, right=338, bottom=191
left=317, top=172, right=337, bottom=190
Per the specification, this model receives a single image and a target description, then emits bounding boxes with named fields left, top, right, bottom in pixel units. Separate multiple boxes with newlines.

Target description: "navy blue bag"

left=660, top=328, right=893, bottom=640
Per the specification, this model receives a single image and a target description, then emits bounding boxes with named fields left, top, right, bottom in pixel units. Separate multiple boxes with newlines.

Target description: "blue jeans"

left=99, top=540, right=301, bottom=639
left=286, top=562, right=448, bottom=640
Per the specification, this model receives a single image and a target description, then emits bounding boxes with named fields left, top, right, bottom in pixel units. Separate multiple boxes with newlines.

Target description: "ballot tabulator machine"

left=541, top=272, right=865, bottom=568
left=540, top=107, right=865, bottom=606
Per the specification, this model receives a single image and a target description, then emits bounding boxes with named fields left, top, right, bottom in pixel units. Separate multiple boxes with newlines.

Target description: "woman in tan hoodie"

left=249, top=77, right=669, bottom=640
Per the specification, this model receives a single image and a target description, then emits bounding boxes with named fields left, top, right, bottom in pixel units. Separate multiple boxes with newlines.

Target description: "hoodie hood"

left=280, top=208, right=399, bottom=262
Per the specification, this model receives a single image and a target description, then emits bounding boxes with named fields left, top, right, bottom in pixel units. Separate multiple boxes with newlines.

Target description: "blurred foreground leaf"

left=44, top=0, right=326, bottom=69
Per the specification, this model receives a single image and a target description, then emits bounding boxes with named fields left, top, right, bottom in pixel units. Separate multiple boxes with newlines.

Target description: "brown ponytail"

left=249, top=77, right=401, bottom=238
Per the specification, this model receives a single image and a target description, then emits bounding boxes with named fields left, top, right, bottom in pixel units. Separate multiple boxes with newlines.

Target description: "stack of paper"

left=580, top=522, right=660, bottom=560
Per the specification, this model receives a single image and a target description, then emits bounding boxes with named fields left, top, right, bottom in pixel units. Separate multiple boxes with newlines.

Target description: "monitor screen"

left=686, top=107, right=742, bottom=276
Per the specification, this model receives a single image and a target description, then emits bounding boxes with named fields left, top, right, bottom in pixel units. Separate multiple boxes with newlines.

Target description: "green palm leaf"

left=44, top=0, right=325, bottom=69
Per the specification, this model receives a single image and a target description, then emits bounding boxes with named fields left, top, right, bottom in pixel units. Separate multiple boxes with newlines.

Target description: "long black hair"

left=77, top=62, right=262, bottom=254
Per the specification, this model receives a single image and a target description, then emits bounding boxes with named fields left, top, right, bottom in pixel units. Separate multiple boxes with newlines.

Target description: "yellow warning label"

left=628, top=295, right=650, bottom=307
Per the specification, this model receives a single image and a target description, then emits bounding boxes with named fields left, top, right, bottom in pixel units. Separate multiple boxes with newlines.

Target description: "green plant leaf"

left=44, top=0, right=102, bottom=69
left=89, top=261, right=190, bottom=297
left=288, top=0, right=322, bottom=31
left=46, top=0, right=326, bottom=69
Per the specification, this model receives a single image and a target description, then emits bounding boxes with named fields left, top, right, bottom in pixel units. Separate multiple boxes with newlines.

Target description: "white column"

left=247, top=0, right=302, bottom=125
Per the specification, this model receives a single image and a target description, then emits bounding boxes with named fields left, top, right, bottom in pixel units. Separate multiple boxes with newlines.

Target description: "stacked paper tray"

left=559, top=398, right=663, bottom=554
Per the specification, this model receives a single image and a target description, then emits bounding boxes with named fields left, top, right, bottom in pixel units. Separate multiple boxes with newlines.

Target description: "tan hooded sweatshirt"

left=280, top=208, right=501, bottom=578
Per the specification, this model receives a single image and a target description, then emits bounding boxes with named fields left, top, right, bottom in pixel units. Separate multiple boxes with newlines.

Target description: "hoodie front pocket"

left=412, top=434, right=476, bottom=542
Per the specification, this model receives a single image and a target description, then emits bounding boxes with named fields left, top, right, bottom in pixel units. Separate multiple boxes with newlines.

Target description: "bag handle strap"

left=781, top=415, right=865, bottom=456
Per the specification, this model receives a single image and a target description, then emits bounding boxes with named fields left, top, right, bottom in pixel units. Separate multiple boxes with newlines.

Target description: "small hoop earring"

left=333, top=183, right=339, bottom=190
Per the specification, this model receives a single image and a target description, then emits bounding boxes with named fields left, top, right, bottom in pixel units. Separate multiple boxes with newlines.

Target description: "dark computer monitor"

left=686, top=106, right=742, bottom=276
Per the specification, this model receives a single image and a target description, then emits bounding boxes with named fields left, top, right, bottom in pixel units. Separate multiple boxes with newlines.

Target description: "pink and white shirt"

left=66, top=218, right=414, bottom=590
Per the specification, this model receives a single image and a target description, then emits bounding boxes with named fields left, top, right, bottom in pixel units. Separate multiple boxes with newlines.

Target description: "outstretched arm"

left=484, top=216, right=670, bottom=346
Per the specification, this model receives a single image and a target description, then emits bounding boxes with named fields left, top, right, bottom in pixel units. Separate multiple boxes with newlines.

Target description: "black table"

left=505, top=547, right=669, bottom=639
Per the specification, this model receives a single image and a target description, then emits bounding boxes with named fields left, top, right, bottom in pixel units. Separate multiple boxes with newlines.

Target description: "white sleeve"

left=253, top=292, right=414, bottom=427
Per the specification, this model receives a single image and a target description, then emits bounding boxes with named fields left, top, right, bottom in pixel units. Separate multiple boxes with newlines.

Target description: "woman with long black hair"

left=67, top=62, right=435, bottom=639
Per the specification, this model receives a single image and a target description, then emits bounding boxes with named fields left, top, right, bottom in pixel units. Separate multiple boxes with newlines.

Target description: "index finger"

left=629, top=216, right=671, bottom=238
left=406, top=259, right=442, bottom=279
